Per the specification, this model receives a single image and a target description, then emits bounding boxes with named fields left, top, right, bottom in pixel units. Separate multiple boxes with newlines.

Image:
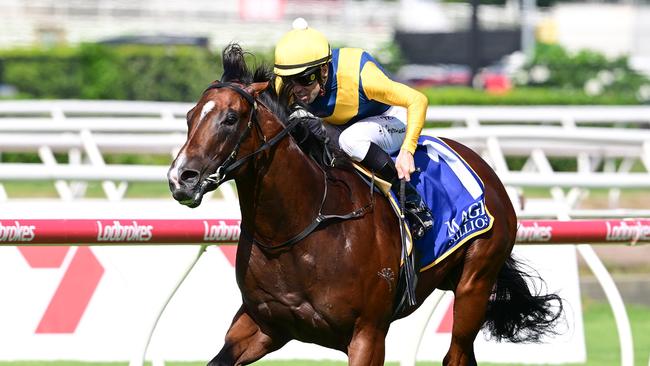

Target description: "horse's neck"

left=235, top=112, right=325, bottom=243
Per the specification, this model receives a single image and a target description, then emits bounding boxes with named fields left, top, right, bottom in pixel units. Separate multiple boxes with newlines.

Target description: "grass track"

left=2, top=181, right=172, bottom=199
left=4, top=182, right=650, bottom=206
left=3, top=302, right=648, bottom=366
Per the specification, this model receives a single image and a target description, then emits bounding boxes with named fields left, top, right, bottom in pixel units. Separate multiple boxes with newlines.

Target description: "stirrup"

left=404, top=196, right=433, bottom=240
left=405, top=207, right=433, bottom=240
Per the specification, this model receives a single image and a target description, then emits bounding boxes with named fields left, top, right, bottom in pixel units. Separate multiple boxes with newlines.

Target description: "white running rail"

left=1, top=100, right=648, bottom=366
left=2, top=101, right=650, bottom=208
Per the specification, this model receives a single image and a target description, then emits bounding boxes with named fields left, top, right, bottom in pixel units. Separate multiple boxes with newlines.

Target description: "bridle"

left=197, top=81, right=374, bottom=251
left=202, top=82, right=301, bottom=187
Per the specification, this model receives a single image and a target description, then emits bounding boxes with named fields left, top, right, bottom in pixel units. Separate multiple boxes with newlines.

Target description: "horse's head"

left=167, top=80, right=269, bottom=207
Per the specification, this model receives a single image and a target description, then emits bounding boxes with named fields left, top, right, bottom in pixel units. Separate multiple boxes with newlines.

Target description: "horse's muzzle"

left=169, top=178, right=216, bottom=208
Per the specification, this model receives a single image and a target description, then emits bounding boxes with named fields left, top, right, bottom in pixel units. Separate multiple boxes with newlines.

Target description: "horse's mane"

left=220, top=44, right=287, bottom=122
left=221, top=43, right=269, bottom=85
left=220, top=43, right=353, bottom=171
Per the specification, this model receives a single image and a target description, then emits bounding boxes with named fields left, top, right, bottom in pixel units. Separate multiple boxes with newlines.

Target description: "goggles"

left=286, top=68, right=320, bottom=87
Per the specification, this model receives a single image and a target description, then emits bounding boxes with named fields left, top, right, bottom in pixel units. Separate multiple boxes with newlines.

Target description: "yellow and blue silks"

left=310, top=48, right=427, bottom=154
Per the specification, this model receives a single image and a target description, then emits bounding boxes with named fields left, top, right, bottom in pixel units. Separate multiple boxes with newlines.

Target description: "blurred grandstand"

left=0, top=0, right=396, bottom=51
left=2, top=0, right=649, bottom=86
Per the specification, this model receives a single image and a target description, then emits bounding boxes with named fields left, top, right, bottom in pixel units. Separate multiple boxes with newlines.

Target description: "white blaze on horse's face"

left=200, top=100, right=215, bottom=122
left=168, top=154, right=186, bottom=190
left=168, top=100, right=217, bottom=190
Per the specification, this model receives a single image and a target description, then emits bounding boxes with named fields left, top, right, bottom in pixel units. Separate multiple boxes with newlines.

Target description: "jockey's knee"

left=339, top=135, right=370, bottom=162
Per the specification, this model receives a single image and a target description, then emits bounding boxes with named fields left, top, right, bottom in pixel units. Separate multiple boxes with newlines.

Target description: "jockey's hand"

left=396, top=149, right=415, bottom=182
left=288, top=103, right=317, bottom=121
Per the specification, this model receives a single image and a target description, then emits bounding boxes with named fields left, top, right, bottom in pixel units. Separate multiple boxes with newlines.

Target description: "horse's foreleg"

left=347, top=323, right=387, bottom=366
left=444, top=239, right=506, bottom=366
left=207, top=306, right=286, bottom=366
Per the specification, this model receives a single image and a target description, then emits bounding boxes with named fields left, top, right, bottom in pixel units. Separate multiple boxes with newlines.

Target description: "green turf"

left=1, top=181, right=232, bottom=199
left=3, top=180, right=649, bottom=200
left=3, top=301, right=648, bottom=365
left=5, top=181, right=649, bottom=209
left=3, top=181, right=178, bottom=199
left=520, top=186, right=650, bottom=199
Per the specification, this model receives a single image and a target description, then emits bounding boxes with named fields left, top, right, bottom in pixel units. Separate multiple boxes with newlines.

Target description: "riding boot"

left=399, top=181, right=434, bottom=240
left=361, top=143, right=433, bottom=240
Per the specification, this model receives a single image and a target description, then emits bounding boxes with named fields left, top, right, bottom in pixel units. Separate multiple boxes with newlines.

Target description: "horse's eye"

left=223, top=113, right=239, bottom=125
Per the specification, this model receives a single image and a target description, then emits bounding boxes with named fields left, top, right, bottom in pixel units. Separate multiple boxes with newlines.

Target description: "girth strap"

left=242, top=171, right=375, bottom=251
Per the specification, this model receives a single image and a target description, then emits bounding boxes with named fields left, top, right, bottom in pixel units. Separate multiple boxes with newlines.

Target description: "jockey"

left=273, top=18, right=433, bottom=240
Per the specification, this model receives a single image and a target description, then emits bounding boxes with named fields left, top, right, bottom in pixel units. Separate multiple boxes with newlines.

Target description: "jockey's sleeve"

left=360, top=62, right=428, bottom=154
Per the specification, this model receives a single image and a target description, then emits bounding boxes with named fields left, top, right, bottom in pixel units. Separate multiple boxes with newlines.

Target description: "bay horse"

left=167, top=45, right=562, bottom=366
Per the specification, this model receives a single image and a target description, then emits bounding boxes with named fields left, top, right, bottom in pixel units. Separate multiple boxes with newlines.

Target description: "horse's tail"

left=483, top=256, right=564, bottom=343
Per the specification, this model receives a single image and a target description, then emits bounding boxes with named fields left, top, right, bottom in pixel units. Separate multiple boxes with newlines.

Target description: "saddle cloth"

left=391, top=136, right=494, bottom=272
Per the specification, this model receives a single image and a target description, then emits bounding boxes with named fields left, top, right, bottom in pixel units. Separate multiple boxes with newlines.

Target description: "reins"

left=201, top=82, right=374, bottom=251
left=203, top=82, right=300, bottom=186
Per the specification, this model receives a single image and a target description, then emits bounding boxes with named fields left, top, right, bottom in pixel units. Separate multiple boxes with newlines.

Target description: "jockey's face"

left=292, top=79, right=320, bottom=104
left=290, top=64, right=328, bottom=104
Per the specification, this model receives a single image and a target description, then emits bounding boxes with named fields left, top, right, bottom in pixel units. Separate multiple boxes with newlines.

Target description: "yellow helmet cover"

left=274, top=18, right=332, bottom=76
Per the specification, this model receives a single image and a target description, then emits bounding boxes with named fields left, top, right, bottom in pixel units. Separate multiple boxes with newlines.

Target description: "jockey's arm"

left=360, top=62, right=428, bottom=155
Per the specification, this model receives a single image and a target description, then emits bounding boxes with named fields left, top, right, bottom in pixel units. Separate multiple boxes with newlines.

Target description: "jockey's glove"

left=288, top=103, right=318, bottom=121
left=288, top=103, right=328, bottom=143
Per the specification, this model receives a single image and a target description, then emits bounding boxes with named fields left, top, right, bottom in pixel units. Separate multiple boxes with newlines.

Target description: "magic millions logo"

left=0, top=221, right=36, bottom=242
left=444, top=201, right=491, bottom=244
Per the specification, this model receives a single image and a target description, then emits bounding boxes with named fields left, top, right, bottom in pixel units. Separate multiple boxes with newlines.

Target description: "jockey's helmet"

left=274, top=18, right=331, bottom=77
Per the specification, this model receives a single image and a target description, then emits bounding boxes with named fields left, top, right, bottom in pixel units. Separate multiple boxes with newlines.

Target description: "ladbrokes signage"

left=96, top=220, right=153, bottom=242
left=202, top=220, right=240, bottom=241
left=606, top=220, right=650, bottom=242
left=516, top=222, right=553, bottom=243
left=516, top=219, right=650, bottom=245
left=0, top=219, right=243, bottom=244
left=0, top=221, right=36, bottom=242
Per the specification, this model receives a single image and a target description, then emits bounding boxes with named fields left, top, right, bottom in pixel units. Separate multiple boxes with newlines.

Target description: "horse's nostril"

left=180, top=169, right=200, bottom=185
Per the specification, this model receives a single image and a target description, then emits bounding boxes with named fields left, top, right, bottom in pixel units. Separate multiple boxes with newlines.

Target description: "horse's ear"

left=246, top=81, right=269, bottom=97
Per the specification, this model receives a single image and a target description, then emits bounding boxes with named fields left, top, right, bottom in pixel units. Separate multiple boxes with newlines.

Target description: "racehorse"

left=167, top=45, right=562, bottom=366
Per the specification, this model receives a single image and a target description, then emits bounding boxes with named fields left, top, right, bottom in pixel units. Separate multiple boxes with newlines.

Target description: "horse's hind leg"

left=208, top=306, right=286, bottom=366
left=347, top=323, right=388, bottom=366
left=444, top=237, right=510, bottom=366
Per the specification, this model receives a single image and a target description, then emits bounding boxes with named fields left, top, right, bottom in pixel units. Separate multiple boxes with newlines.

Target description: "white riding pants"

left=338, top=106, right=408, bottom=162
